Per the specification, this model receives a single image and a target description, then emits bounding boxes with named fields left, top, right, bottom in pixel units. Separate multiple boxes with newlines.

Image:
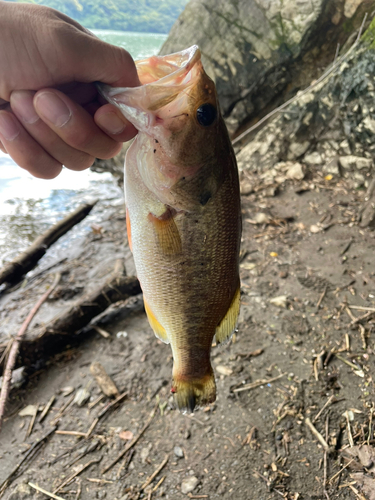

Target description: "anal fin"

left=144, top=297, right=170, bottom=344
left=215, top=284, right=241, bottom=344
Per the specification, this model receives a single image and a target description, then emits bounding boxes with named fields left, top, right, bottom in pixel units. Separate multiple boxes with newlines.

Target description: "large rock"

left=234, top=20, right=375, bottom=193
left=161, top=0, right=374, bottom=134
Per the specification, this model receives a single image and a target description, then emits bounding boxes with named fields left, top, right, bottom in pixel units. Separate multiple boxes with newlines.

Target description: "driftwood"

left=0, top=201, right=97, bottom=286
left=34, top=274, right=141, bottom=338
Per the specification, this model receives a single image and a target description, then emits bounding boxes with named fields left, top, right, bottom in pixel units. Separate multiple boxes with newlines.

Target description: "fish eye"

left=196, top=103, right=217, bottom=127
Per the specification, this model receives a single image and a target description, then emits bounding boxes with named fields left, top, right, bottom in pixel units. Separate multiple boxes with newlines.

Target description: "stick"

left=348, top=305, right=375, bottom=312
left=233, top=373, right=286, bottom=393
left=102, top=405, right=158, bottom=474
left=313, top=395, right=337, bottom=423
left=55, top=430, right=88, bottom=437
left=316, top=286, right=327, bottom=309
left=305, top=417, right=329, bottom=451
left=28, top=482, right=67, bottom=500
left=0, top=273, right=61, bottom=433
left=39, top=395, right=55, bottom=423
left=0, top=202, right=96, bottom=286
left=140, top=455, right=169, bottom=491
left=54, top=457, right=102, bottom=494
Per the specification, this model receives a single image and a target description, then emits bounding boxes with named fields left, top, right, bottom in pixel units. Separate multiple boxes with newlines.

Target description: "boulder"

left=161, top=0, right=373, bottom=134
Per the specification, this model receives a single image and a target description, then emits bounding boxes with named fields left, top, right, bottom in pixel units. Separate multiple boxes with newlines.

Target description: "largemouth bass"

left=100, top=46, right=241, bottom=412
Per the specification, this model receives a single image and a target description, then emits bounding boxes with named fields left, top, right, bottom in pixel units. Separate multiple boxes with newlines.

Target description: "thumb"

left=68, top=32, right=140, bottom=88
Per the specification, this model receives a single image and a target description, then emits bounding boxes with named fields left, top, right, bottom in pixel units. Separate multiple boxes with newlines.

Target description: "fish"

left=99, top=45, right=241, bottom=412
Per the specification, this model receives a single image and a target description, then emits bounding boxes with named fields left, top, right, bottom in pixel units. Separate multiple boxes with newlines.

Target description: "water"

left=0, top=31, right=167, bottom=267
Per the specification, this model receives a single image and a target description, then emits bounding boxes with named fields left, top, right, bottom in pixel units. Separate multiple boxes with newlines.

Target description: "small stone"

left=269, top=296, right=288, bottom=308
left=181, top=476, right=199, bottom=494
left=362, top=116, right=375, bottom=135
left=184, top=430, right=191, bottom=440
left=254, top=213, right=270, bottom=224
left=174, top=446, right=184, bottom=458
left=286, top=163, right=305, bottom=180
left=310, top=224, right=322, bottom=233
left=9, top=483, right=34, bottom=500
left=279, top=270, right=288, bottom=279
left=61, top=386, right=74, bottom=396
left=339, top=155, right=373, bottom=170
left=96, top=491, right=107, bottom=499
left=304, top=152, right=323, bottom=165
left=140, top=445, right=151, bottom=463
left=18, top=405, right=38, bottom=417
left=240, top=181, right=253, bottom=195
left=287, top=141, right=310, bottom=160
left=74, top=388, right=91, bottom=407
left=216, top=365, right=233, bottom=376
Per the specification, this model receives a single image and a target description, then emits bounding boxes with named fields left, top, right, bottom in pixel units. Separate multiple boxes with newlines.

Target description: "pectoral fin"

left=148, top=208, right=182, bottom=255
left=143, top=297, right=170, bottom=344
left=215, top=284, right=241, bottom=344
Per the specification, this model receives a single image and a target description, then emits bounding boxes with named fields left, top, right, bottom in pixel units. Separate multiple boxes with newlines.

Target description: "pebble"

left=174, top=446, right=184, bottom=458
left=181, top=476, right=199, bottom=494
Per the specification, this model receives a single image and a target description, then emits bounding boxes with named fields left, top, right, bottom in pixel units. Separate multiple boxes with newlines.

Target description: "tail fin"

left=172, top=371, right=216, bottom=413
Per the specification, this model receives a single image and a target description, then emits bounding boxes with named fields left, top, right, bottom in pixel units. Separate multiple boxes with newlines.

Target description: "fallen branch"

left=0, top=273, right=61, bottom=433
left=34, top=275, right=141, bottom=338
left=0, top=201, right=97, bottom=286
left=140, top=455, right=169, bottom=492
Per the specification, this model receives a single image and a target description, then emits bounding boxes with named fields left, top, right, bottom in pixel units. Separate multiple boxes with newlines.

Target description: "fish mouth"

left=97, top=45, right=204, bottom=133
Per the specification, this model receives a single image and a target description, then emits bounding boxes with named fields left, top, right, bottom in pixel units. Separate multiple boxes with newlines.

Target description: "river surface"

left=0, top=30, right=167, bottom=267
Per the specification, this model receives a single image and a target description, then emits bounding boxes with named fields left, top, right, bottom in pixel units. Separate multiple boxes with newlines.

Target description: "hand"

left=0, top=2, right=140, bottom=178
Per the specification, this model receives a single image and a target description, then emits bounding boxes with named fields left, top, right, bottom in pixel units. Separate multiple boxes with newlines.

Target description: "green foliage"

left=8, top=0, right=188, bottom=33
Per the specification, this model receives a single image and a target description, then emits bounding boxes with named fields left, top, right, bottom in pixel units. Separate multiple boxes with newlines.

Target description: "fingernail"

left=99, top=111, right=126, bottom=135
left=35, top=92, right=71, bottom=127
left=11, top=90, right=39, bottom=124
left=0, top=112, right=20, bottom=141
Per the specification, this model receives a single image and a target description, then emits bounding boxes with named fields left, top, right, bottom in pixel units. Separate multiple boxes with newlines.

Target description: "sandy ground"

left=0, top=167, right=374, bottom=500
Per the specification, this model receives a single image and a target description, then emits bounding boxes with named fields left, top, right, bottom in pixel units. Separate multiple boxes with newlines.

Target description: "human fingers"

left=0, top=110, right=62, bottom=179
left=11, top=90, right=97, bottom=172
left=0, top=140, right=6, bottom=154
left=33, top=89, right=124, bottom=160
left=94, top=104, right=137, bottom=143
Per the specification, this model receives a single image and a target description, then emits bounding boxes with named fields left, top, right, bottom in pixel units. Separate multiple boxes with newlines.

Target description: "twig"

left=152, top=476, right=165, bottom=493
left=316, top=286, right=327, bottom=308
left=359, top=324, right=367, bottom=349
left=323, top=414, right=330, bottom=500
left=92, top=326, right=111, bottom=339
left=233, top=373, right=286, bottom=393
left=28, top=482, right=67, bottom=500
left=50, top=393, right=75, bottom=426
left=345, top=411, right=354, bottom=447
left=305, top=417, right=329, bottom=451
left=116, top=449, right=135, bottom=479
left=232, top=13, right=368, bottom=146
left=54, top=457, right=102, bottom=493
left=335, top=354, right=360, bottom=371
left=313, top=395, right=338, bottom=423
left=0, top=273, right=61, bottom=433
left=350, top=311, right=373, bottom=327
left=26, top=406, right=38, bottom=438
left=348, top=305, right=375, bottom=312
left=328, top=458, right=355, bottom=484
left=140, top=455, right=169, bottom=491
left=85, top=418, right=99, bottom=439
left=39, top=395, right=55, bottom=423
left=75, top=478, right=82, bottom=500
left=102, top=404, right=158, bottom=474
left=55, top=430, right=87, bottom=437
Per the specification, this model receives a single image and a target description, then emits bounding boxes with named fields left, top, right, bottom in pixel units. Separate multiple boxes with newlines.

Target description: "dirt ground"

left=0, top=166, right=374, bottom=500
